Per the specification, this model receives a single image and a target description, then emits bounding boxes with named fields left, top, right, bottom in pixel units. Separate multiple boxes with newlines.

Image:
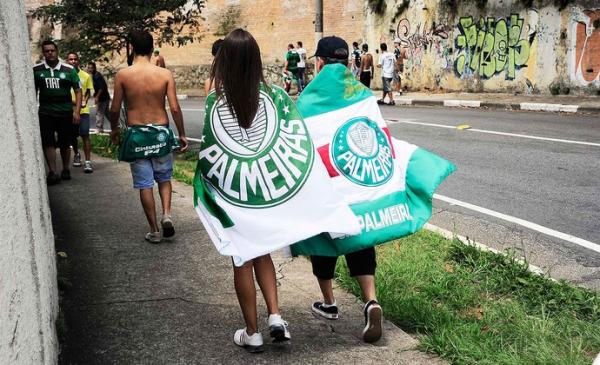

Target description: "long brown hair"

left=211, top=29, right=266, bottom=129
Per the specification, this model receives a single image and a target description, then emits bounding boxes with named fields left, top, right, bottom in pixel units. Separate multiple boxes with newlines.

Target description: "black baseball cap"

left=311, top=36, right=349, bottom=59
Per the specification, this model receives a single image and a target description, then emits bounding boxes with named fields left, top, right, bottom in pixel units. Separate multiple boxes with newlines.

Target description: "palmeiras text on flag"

left=193, top=84, right=361, bottom=266
left=291, top=64, right=456, bottom=257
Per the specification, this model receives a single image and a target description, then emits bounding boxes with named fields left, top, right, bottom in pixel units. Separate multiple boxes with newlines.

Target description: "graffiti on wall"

left=396, top=18, right=452, bottom=84
left=454, top=14, right=535, bottom=80
left=569, top=8, right=600, bottom=86
left=396, top=18, right=449, bottom=51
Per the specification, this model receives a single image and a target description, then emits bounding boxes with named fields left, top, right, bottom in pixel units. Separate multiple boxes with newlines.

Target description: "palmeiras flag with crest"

left=291, top=64, right=456, bottom=256
left=193, top=84, right=361, bottom=266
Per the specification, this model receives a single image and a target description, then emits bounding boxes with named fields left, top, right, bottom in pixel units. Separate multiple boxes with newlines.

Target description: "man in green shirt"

left=33, top=40, right=81, bottom=184
left=284, top=43, right=301, bottom=93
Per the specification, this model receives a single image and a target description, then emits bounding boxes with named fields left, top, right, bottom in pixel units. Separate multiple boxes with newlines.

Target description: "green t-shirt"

left=33, top=61, right=81, bottom=115
left=285, top=50, right=301, bottom=72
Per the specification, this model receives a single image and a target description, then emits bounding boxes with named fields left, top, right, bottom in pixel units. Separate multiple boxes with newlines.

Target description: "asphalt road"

left=94, top=101, right=600, bottom=288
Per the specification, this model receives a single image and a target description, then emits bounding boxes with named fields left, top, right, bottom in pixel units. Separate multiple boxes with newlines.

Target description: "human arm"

left=83, top=75, right=93, bottom=107
left=72, top=70, right=81, bottom=124
left=108, top=72, right=124, bottom=143
left=204, top=78, right=212, bottom=96
left=166, top=73, right=188, bottom=152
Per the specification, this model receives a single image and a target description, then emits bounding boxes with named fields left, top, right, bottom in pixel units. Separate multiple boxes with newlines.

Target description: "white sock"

left=322, top=301, right=337, bottom=308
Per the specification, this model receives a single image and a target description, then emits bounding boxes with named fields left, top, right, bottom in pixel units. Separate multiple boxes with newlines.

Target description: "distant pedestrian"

left=87, top=61, right=110, bottom=134
left=67, top=52, right=95, bottom=173
left=284, top=43, right=301, bottom=93
left=359, top=44, right=374, bottom=88
left=296, top=41, right=307, bottom=91
left=377, top=42, right=395, bottom=105
left=33, top=40, right=82, bottom=185
left=351, top=41, right=361, bottom=78
left=393, top=38, right=407, bottom=95
left=109, top=30, right=188, bottom=244
left=152, top=48, right=166, bottom=68
left=204, top=39, right=223, bottom=96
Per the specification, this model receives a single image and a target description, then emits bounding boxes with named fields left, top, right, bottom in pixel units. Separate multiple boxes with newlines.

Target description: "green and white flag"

left=193, top=84, right=361, bottom=266
left=291, top=64, right=456, bottom=256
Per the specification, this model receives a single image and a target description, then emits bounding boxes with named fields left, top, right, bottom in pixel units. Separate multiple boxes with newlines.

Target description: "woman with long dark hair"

left=200, top=29, right=291, bottom=353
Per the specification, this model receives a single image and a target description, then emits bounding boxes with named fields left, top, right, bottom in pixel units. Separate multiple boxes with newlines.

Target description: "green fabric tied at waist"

left=118, top=124, right=180, bottom=162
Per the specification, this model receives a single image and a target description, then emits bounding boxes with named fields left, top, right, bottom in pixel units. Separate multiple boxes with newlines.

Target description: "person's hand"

left=178, top=136, right=189, bottom=153
left=94, top=97, right=99, bottom=105
left=73, top=111, right=80, bottom=125
left=110, top=127, right=120, bottom=145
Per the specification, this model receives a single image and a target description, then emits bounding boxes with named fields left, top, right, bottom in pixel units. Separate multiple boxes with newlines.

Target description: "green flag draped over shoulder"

left=193, top=83, right=361, bottom=266
left=291, top=64, right=456, bottom=257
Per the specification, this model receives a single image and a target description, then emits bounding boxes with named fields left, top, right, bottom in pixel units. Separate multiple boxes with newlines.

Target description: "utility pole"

left=315, top=0, right=323, bottom=46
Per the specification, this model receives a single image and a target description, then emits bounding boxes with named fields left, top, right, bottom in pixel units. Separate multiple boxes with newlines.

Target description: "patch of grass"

left=335, top=230, right=600, bottom=364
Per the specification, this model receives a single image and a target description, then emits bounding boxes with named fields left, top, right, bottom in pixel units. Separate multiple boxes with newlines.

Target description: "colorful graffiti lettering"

left=454, top=14, right=534, bottom=80
left=569, top=8, right=600, bottom=86
left=397, top=18, right=449, bottom=52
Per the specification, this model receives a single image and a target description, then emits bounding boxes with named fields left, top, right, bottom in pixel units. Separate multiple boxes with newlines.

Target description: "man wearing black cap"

left=300, top=36, right=383, bottom=344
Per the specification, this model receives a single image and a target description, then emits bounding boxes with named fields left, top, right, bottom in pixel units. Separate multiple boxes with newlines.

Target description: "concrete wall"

left=0, top=1, right=58, bottom=364
left=365, top=0, right=600, bottom=95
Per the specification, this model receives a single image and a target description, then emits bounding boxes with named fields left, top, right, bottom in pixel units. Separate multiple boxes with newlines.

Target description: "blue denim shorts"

left=130, top=153, right=173, bottom=189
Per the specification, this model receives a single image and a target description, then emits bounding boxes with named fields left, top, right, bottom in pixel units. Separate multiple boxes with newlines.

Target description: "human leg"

left=139, top=188, right=159, bottom=233
left=297, top=68, right=305, bottom=91
left=39, top=114, right=59, bottom=176
left=234, top=260, right=259, bottom=334
left=345, top=247, right=382, bottom=342
left=130, top=159, right=160, bottom=238
left=346, top=247, right=377, bottom=301
left=310, top=255, right=339, bottom=319
left=54, top=114, right=73, bottom=178
left=153, top=154, right=174, bottom=237
left=232, top=260, right=265, bottom=352
left=253, top=254, right=290, bottom=342
left=253, top=254, right=279, bottom=315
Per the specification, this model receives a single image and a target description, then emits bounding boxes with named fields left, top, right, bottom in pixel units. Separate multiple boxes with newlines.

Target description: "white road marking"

left=387, top=119, right=600, bottom=147
left=433, top=194, right=600, bottom=254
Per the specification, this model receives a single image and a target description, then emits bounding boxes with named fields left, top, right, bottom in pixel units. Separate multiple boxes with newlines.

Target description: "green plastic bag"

left=118, top=124, right=180, bottom=162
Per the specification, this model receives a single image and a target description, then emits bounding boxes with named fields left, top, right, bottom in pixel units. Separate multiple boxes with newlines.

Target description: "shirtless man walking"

left=109, top=30, right=188, bottom=243
left=359, top=43, right=374, bottom=88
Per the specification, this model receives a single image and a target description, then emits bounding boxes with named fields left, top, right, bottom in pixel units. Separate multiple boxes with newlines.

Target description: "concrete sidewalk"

left=49, top=155, right=445, bottom=364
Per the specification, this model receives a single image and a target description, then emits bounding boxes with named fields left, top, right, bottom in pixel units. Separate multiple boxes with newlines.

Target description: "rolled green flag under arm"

left=291, top=64, right=456, bottom=257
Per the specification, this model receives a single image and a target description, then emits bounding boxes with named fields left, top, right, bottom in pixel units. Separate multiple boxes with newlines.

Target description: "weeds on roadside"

left=336, top=231, right=600, bottom=365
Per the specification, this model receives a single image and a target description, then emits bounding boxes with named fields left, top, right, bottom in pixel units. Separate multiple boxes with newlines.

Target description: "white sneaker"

left=267, top=314, right=291, bottom=343
left=233, top=328, right=264, bottom=353
left=83, top=161, right=93, bottom=173
left=144, top=232, right=161, bottom=244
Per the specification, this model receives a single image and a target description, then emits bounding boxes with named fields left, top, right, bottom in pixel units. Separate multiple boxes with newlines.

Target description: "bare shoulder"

left=115, top=67, right=133, bottom=80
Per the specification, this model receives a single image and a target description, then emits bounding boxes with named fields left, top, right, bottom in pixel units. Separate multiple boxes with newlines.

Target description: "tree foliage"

left=34, top=0, right=206, bottom=62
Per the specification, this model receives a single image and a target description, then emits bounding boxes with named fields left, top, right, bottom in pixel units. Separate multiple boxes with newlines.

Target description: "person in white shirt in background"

left=377, top=42, right=396, bottom=106
left=296, top=41, right=307, bottom=92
